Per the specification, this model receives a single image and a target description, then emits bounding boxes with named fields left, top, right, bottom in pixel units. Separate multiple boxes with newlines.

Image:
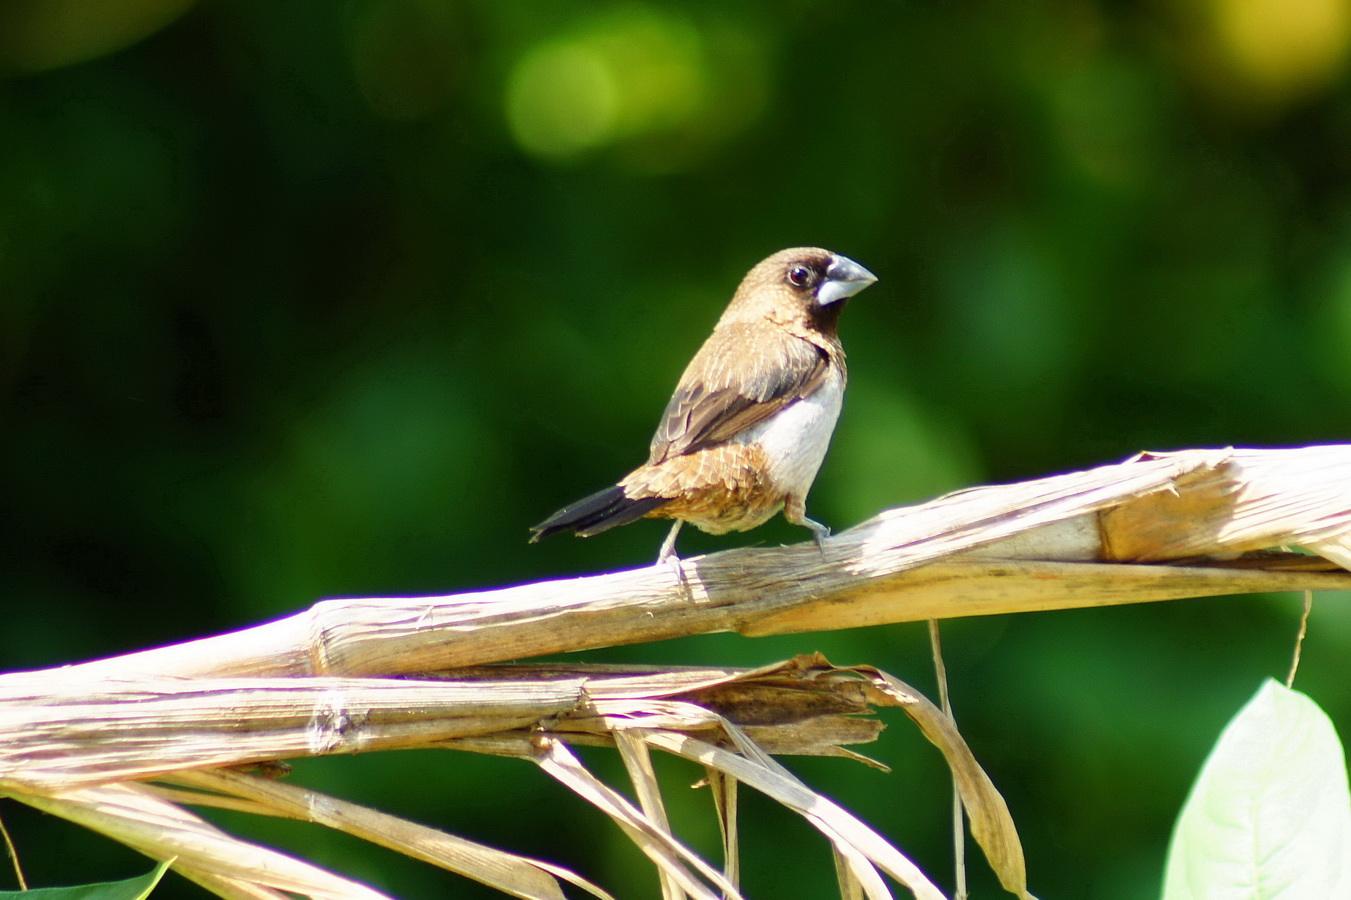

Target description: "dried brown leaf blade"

left=534, top=737, right=741, bottom=900
left=861, top=669, right=1028, bottom=898
left=0, top=674, right=582, bottom=790
left=15, top=782, right=387, bottom=898
left=172, top=868, right=291, bottom=899
left=172, top=768, right=592, bottom=900
left=641, top=731, right=943, bottom=900
left=614, top=730, right=686, bottom=900
left=833, top=846, right=869, bottom=900
left=7, top=445, right=1348, bottom=896
left=704, top=766, right=740, bottom=896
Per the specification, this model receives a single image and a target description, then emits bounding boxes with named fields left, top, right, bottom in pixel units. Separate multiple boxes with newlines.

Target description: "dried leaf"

left=642, top=731, right=943, bottom=900
left=862, top=670, right=1028, bottom=898
left=172, top=769, right=590, bottom=900
left=15, top=783, right=387, bottom=898
left=614, top=731, right=685, bottom=900
left=833, top=846, right=868, bottom=900
left=534, top=737, right=740, bottom=900
left=704, top=766, right=739, bottom=897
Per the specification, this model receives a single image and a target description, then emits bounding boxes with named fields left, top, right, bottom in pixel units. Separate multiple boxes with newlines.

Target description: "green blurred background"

left=2, top=0, right=1350, bottom=896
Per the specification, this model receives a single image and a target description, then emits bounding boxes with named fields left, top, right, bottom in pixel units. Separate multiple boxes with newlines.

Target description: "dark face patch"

left=777, top=251, right=842, bottom=332
left=781, top=252, right=833, bottom=297
left=806, top=291, right=847, bottom=332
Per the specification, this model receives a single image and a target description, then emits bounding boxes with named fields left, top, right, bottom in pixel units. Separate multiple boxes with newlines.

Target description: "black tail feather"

left=530, top=485, right=668, bottom=542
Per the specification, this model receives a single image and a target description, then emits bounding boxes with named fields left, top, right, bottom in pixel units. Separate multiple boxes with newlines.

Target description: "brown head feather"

left=717, top=247, right=842, bottom=335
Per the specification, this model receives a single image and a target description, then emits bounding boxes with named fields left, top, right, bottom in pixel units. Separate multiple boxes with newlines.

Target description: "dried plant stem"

left=1, top=445, right=1347, bottom=899
left=614, top=731, right=685, bottom=900
left=32, top=446, right=1351, bottom=683
left=706, top=767, right=739, bottom=898
left=1286, top=590, right=1314, bottom=688
left=929, top=620, right=966, bottom=900
left=0, top=809, right=26, bottom=891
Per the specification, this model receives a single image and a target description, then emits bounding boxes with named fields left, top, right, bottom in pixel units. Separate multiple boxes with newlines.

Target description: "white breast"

left=737, top=369, right=844, bottom=500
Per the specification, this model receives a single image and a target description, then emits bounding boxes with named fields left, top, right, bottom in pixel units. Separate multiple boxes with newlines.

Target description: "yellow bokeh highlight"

left=507, top=41, right=621, bottom=159
left=1207, top=0, right=1351, bottom=105
left=505, top=7, right=760, bottom=167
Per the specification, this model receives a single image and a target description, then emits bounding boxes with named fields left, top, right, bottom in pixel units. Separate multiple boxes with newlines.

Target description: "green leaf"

left=1163, top=679, right=1351, bottom=899
left=0, top=859, right=172, bottom=900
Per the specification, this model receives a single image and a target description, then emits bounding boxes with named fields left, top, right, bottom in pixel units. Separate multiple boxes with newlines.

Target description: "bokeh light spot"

left=1181, top=0, right=1351, bottom=109
left=507, top=40, right=620, bottom=159
left=504, top=7, right=761, bottom=168
left=1215, top=0, right=1351, bottom=96
left=0, top=0, right=195, bottom=73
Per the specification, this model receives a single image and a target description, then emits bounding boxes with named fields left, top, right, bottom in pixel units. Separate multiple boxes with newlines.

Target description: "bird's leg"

left=656, top=516, right=686, bottom=570
left=656, top=520, right=691, bottom=594
left=657, top=520, right=684, bottom=566
left=784, top=496, right=830, bottom=552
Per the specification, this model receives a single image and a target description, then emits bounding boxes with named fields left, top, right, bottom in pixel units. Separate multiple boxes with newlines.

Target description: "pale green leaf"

left=1164, top=679, right=1351, bottom=899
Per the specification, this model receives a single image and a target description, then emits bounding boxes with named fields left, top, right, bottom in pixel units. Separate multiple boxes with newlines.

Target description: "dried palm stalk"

left=30, top=445, right=1347, bottom=681
left=3, top=445, right=1348, bottom=898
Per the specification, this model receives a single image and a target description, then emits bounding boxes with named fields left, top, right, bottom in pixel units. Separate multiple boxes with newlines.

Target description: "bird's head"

left=723, top=247, right=878, bottom=333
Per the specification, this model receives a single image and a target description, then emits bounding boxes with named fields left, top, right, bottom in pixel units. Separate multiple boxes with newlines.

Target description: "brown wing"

left=647, top=321, right=830, bottom=465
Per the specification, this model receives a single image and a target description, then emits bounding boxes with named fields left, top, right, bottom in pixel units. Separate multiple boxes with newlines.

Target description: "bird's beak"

left=817, top=253, right=878, bottom=305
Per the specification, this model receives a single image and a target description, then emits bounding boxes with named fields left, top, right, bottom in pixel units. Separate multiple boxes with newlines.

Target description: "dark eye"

left=787, top=264, right=814, bottom=288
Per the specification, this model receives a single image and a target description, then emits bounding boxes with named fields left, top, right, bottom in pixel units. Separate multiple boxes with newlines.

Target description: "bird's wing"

left=647, top=322, right=831, bottom=464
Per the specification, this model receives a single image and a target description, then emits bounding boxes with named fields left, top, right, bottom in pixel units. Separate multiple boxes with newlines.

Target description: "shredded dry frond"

left=2, top=445, right=1346, bottom=898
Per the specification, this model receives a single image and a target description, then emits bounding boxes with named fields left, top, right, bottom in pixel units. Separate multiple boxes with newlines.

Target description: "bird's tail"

left=529, top=484, right=668, bottom=542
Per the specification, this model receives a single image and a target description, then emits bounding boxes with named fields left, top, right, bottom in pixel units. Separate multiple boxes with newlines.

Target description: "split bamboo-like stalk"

left=2, top=445, right=1348, bottom=900
left=27, top=444, right=1351, bottom=681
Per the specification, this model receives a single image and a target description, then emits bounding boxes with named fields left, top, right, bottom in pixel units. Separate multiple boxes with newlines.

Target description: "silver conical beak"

left=817, top=253, right=878, bottom=305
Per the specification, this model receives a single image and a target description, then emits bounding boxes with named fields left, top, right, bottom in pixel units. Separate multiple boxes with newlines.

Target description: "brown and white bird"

left=530, top=247, right=876, bottom=563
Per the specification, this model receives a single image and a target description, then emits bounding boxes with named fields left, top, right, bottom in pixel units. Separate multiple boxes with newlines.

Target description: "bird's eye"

left=787, top=264, right=814, bottom=288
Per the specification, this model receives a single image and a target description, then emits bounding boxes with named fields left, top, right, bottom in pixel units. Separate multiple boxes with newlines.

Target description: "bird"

left=530, top=247, right=877, bottom=564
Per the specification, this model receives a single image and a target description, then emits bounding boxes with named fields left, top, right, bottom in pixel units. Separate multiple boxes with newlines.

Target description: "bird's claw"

left=659, top=547, right=693, bottom=596
left=656, top=520, right=693, bottom=593
left=803, top=517, right=831, bottom=554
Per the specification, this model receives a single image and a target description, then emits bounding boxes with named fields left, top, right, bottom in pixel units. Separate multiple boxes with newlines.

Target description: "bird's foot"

left=784, top=497, right=830, bottom=555
left=802, top=517, right=831, bottom=555
left=656, top=520, right=692, bottom=594
left=662, top=549, right=684, bottom=577
left=658, top=547, right=693, bottom=598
